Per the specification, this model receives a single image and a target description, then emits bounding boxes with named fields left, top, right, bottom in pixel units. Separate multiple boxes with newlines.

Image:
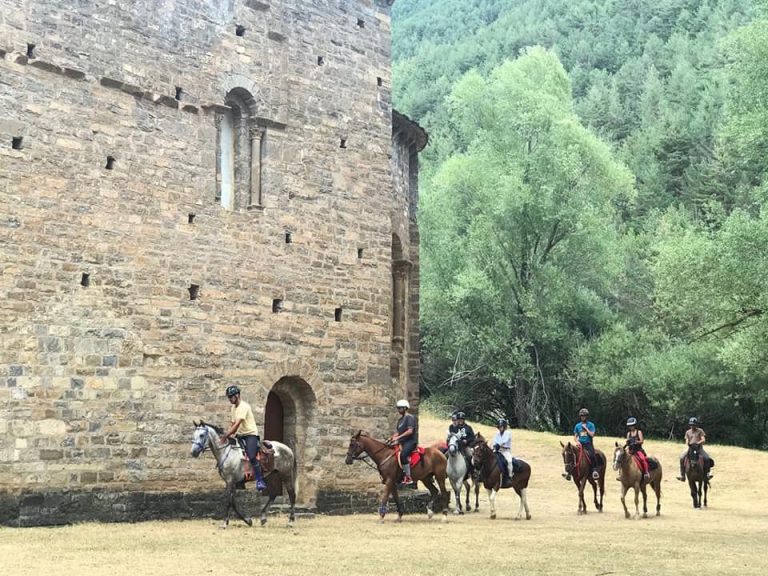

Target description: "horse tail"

left=291, top=445, right=299, bottom=500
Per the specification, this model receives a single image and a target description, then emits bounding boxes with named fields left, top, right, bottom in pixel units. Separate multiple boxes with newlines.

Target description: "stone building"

left=0, top=0, right=426, bottom=525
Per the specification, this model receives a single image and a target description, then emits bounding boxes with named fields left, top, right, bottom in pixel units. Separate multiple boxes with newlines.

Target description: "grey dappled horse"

left=190, top=421, right=297, bottom=528
left=446, top=433, right=479, bottom=514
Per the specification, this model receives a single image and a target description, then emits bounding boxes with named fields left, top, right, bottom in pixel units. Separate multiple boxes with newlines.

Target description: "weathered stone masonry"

left=0, top=0, right=425, bottom=525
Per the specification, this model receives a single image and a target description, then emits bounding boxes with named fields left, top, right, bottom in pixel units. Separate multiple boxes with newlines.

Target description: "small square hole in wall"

left=175, top=86, right=183, bottom=101
left=236, top=25, right=246, bottom=37
left=285, top=232, right=292, bottom=244
left=340, top=138, right=347, bottom=149
left=317, top=56, right=324, bottom=66
left=357, top=248, right=364, bottom=259
left=188, top=213, right=196, bottom=224
left=105, top=156, right=115, bottom=170
left=357, top=18, right=365, bottom=28
left=335, top=307, right=343, bottom=322
left=272, top=298, right=284, bottom=313
left=377, top=77, right=383, bottom=87
left=80, top=273, right=90, bottom=288
left=189, top=284, right=200, bottom=300
left=12, top=136, right=23, bottom=150
left=26, top=43, right=35, bottom=58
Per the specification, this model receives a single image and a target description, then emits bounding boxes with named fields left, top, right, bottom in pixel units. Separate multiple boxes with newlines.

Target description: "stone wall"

left=0, top=0, right=423, bottom=525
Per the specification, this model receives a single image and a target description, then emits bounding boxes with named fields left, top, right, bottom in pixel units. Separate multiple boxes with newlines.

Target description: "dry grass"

left=2, top=413, right=767, bottom=576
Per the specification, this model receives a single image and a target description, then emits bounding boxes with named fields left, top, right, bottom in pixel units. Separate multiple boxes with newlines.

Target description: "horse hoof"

left=218, top=523, right=228, bottom=530
left=453, top=509, right=461, bottom=515
left=625, top=513, right=631, bottom=519
left=643, top=513, right=648, bottom=519
left=490, top=514, right=496, bottom=520
left=245, top=518, right=253, bottom=527
left=260, top=517, right=267, bottom=526
left=526, top=514, right=532, bottom=520
left=514, top=516, right=521, bottom=521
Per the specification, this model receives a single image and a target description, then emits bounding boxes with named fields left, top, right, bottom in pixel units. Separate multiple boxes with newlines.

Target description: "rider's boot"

left=676, top=459, right=685, bottom=482
left=401, top=463, right=413, bottom=486
left=252, top=460, right=267, bottom=492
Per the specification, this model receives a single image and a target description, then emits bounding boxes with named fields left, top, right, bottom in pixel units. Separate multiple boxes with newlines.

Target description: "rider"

left=625, top=417, right=650, bottom=481
left=390, top=399, right=418, bottom=486
left=492, top=418, right=514, bottom=488
left=573, top=408, right=600, bottom=480
left=224, top=385, right=267, bottom=491
left=676, top=417, right=713, bottom=482
left=447, top=410, right=476, bottom=463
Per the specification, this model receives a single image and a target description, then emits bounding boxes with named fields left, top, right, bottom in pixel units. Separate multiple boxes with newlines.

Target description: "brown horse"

left=685, top=443, right=709, bottom=509
left=612, top=442, right=662, bottom=519
left=344, top=431, right=449, bottom=521
left=560, top=441, right=605, bottom=515
left=471, top=433, right=531, bottom=520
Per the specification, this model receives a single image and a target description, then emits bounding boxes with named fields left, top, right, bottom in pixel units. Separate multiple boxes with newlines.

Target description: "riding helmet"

left=225, top=385, right=241, bottom=397
left=497, top=418, right=508, bottom=427
left=396, top=399, right=410, bottom=409
left=579, top=408, right=590, bottom=417
left=455, top=411, right=466, bottom=420
left=626, top=417, right=638, bottom=427
left=688, top=416, right=699, bottom=426
left=450, top=412, right=457, bottom=421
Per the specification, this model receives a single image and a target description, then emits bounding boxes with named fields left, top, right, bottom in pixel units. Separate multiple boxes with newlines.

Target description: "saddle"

left=577, top=444, right=602, bottom=468
left=630, top=452, right=658, bottom=471
left=237, top=439, right=276, bottom=482
left=394, top=445, right=425, bottom=468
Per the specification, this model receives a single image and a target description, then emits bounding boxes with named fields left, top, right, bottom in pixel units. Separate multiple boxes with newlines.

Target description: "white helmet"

left=395, top=399, right=410, bottom=409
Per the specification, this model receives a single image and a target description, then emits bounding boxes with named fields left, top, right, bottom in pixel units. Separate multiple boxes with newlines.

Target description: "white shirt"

left=492, top=429, right=511, bottom=451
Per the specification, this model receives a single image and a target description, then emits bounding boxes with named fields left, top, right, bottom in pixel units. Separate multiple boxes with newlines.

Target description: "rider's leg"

left=400, top=441, right=415, bottom=485
left=245, top=436, right=266, bottom=491
left=700, top=447, right=713, bottom=479
left=586, top=443, right=599, bottom=479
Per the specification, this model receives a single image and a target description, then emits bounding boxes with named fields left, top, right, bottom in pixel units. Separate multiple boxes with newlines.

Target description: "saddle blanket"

left=395, top=445, right=425, bottom=468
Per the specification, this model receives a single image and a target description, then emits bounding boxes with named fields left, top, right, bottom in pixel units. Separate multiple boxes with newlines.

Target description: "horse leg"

left=379, top=481, right=393, bottom=522
left=423, top=477, right=438, bottom=520
left=391, top=484, right=405, bottom=522
left=450, top=477, right=462, bottom=515
left=641, top=484, right=649, bottom=518
left=633, top=485, right=640, bottom=519
left=703, top=479, right=708, bottom=508
left=474, top=477, right=480, bottom=512
left=654, top=480, right=662, bottom=516
left=487, top=488, right=497, bottom=520
left=463, top=479, right=470, bottom=512
left=689, top=477, right=699, bottom=508
left=259, top=493, right=276, bottom=526
left=514, top=487, right=523, bottom=521
left=522, top=488, right=531, bottom=520
left=597, top=474, right=605, bottom=512
left=286, top=478, right=297, bottom=527
left=577, top=479, right=587, bottom=515
left=620, top=483, right=630, bottom=519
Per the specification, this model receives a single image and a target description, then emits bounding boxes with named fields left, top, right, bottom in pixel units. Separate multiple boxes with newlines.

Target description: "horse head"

left=471, top=436, right=490, bottom=469
left=688, top=443, right=702, bottom=467
left=612, top=441, right=628, bottom=471
left=345, top=430, right=365, bottom=465
left=560, top=441, right=577, bottom=477
left=447, top=432, right=461, bottom=456
left=190, top=421, right=210, bottom=457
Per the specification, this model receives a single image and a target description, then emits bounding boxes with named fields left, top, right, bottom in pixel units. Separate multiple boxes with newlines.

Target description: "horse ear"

left=560, top=441, right=564, bottom=448
left=193, top=420, right=198, bottom=427
left=615, top=441, right=619, bottom=447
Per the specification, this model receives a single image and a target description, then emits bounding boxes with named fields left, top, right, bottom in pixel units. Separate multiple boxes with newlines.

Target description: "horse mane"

left=200, top=420, right=225, bottom=435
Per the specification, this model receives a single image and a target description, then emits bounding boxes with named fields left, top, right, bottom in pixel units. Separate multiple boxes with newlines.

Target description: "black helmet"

left=497, top=418, right=508, bottom=427
left=626, top=417, right=638, bottom=427
left=226, top=385, right=241, bottom=398
left=455, top=411, right=466, bottom=420
left=688, top=416, right=699, bottom=426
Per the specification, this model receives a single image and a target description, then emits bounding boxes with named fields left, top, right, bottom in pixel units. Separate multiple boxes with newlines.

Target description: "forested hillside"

left=391, top=0, right=768, bottom=447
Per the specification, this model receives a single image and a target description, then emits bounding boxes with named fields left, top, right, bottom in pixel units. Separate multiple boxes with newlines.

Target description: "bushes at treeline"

left=393, top=0, right=768, bottom=447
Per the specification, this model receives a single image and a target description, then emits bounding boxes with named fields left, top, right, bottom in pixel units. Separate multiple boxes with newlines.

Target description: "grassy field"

left=2, top=413, right=767, bottom=576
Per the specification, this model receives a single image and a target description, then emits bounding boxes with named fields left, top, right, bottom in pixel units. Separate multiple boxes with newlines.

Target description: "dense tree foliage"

left=393, top=0, right=768, bottom=447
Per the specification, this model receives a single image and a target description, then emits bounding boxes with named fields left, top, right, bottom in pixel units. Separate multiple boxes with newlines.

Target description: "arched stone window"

left=216, top=88, right=264, bottom=209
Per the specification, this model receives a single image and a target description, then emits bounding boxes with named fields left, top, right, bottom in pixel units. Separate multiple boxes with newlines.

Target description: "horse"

left=612, top=442, right=662, bottom=519
left=560, top=441, right=605, bottom=515
left=344, top=430, right=449, bottom=522
left=471, top=433, right=531, bottom=520
left=685, top=443, right=709, bottom=509
left=445, top=432, right=480, bottom=514
left=190, top=421, right=298, bottom=528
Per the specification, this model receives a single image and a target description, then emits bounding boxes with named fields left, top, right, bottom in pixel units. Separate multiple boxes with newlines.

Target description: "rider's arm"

left=395, top=426, right=414, bottom=442
left=637, top=430, right=644, bottom=444
left=699, top=430, right=706, bottom=445
left=225, top=418, right=243, bottom=439
left=585, top=422, right=596, bottom=438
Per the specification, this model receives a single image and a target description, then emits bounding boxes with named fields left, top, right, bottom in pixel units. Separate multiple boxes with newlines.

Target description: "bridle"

left=563, top=445, right=578, bottom=477
left=192, top=424, right=233, bottom=472
left=346, top=435, right=396, bottom=472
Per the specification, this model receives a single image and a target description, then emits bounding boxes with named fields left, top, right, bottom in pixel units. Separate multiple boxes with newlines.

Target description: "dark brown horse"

left=471, top=433, right=531, bottom=520
left=685, top=443, right=709, bottom=508
left=560, top=441, right=605, bottom=515
left=612, top=442, right=662, bottom=519
left=345, top=431, right=449, bottom=521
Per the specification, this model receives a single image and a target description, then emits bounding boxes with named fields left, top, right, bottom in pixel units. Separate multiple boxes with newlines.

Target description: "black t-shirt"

left=448, top=423, right=475, bottom=446
left=397, top=413, right=418, bottom=444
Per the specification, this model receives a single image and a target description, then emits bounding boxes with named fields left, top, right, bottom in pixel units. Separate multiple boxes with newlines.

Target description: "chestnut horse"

left=471, top=433, right=531, bottom=520
left=560, top=441, right=605, bottom=515
left=685, top=443, right=709, bottom=509
left=344, top=431, right=449, bottom=521
left=612, top=442, right=662, bottom=519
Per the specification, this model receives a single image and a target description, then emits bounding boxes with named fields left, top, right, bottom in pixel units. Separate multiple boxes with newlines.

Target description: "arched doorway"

left=264, top=391, right=284, bottom=443
left=263, top=376, right=317, bottom=502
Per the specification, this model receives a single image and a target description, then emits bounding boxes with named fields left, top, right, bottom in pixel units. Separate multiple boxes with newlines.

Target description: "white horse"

left=446, top=433, right=479, bottom=514
left=190, top=421, right=298, bottom=528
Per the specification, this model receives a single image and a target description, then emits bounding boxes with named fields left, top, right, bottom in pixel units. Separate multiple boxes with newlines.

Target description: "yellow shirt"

left=231, top=400, right=259, bottom=437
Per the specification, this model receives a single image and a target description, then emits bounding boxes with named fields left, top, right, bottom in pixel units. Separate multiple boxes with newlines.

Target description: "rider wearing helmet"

left=492, top=417, right=514, bottom=488
left=677, top=417, right=713, bottom=481
left=224, top=385, right=266, bottom=491
left=573, top=408, right=600, bottom=480
left=625, top=417, right=650, bottom=481
left=390, top=399, right=418, bottom=486
left=447, top=410, right=476, bottom=462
